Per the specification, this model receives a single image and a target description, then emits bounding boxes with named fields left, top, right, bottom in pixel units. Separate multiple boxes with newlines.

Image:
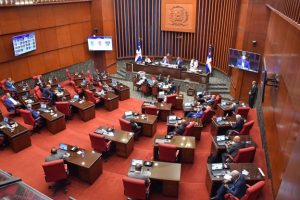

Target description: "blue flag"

left=135, top=40, right=142, bottom=63
left=205, top=45, right=213, bottom=74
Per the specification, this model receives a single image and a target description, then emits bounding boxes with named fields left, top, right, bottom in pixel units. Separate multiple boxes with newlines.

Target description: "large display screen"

left=12, top=32, right=36, bottom=56
left=228, top=48, right=261, bottom=73
left=87, top=36, right=113, bottom=51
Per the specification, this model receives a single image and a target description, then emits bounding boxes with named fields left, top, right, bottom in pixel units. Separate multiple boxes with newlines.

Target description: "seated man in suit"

left=221, top=135, right=245, bottom=163
left=130, top=119, right=142, bottom=140
left=5, top=77, right=17, bottom=93
left=26, top=104, right=40, bottom=120
left=161, top=56, right=169, bottom=64
left=128, top=163, right=151, bottom=186
left=42, top=84, right=55, bottom=105
left=156, top=74, right=164, bottom=83
left=169, top=120, right=189, bottom=135
left=45, top=147, right=66, bottom=162
left=3, top=93, right=21, bottom=114
left=227, top=114, right=245, bottom=135
left=169, top=81, right=177, bottom=94
left=211, top=170, right=247, bottom=200
left=236, top=55, right=250, bottom=70
left=176, top=57, right=184, bottom=67
left=186, top=107, right=206, bottom=118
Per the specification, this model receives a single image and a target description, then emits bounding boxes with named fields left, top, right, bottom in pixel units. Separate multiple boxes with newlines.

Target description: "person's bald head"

left=233, top=135, right=241, bottom=143
left=252, top=81, right=256, bottom=85
left=230, top=170, right=240, bottom=180
left=236, top=114, right=242, bottom=121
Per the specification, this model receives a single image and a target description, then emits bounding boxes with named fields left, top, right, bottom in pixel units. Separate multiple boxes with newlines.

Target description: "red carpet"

left=0, top=82, right=273, bottom=200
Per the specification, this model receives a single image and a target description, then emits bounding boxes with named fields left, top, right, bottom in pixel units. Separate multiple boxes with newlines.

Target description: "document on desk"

left=155, top=139, right=165, bottom=144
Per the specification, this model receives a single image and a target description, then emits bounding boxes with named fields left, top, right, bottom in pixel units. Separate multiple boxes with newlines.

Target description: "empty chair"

left=140, top=83, right=148, bottom=96
left=158, top=143, right=179, bottom=163
left=144, top=106, right=158, bottom=115
left=151, top=85, right=159, bottom=97
left=235, top=107, right=250, bottom=119
left=227, top=146, right=256, bottom=163
left=119, top=118, right=132, bottom=132
left=225, top=180, right=266, bottom=200
left=201, top=106, right=215, bottom=125
left=19, top=109, right=42, bottom=132
left=89, top=133, right=112, bottom=158
left=165, top=94, right=177, bottom=108
left=84, top=90, right=101, bottom=105
left=42, top=159, right=69, bottom=196
left=122, top=176, right=150, bottom=200
left=70, top=81, right=83, bottom=96
left=183, top=121, right=195, bottom=136
left=55, top=101, right=72, bottom=119
left=232, top=120, right=255, bottom=135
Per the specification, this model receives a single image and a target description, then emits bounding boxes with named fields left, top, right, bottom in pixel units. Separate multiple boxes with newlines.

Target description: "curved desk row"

left=126, top=62, right=209, bottom=84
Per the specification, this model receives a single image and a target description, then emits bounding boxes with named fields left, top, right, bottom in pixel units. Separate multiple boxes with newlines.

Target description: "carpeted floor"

left=0, top=82, right=273, bottom=200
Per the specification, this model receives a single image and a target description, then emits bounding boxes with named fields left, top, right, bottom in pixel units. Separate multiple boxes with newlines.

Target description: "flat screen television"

left=228, top=48, right=260, bottom=73
left=87, top=36, right=113, bottom=51
left=12, top=32, right=36, bottom=56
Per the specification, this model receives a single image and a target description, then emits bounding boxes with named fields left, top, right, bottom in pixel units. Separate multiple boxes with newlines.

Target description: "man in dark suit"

left=128, top=163, right=151, bottom=186
left=227, top=114, right=244, bottom=135
left=42, top=84, right=55, bottom=105
left=130, top=119, right=142, bottom=140
left=45, top=147, right=66, bottom=162
left=248, top=81, right=258, bottom=108
left=3, top=93, right=21, bottom=114
left=221, top=136, right=245, bottom=163
left=169, top=120, right=188, bottom=135
left=211, top=170, right=247, bottom=200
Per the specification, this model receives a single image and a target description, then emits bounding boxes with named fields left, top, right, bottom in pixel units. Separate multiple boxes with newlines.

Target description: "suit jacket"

left=227, top=142, right=245, bottom=158
left=249, top=85, right=258, bottom=99
left=28, top=109, right=40, bottom=119
left=236, top=58, right=250, bottom=69
left=232, top=118, right=244, bottom=132
left=175, top=123, right=188, bottom=135
left=42, top=88, right=53, bottom=99
left=5, top=80, right=16, bottom=91
left=227, top=174, right=247, bottom=198
left=4, top=98, right=15, bottom=112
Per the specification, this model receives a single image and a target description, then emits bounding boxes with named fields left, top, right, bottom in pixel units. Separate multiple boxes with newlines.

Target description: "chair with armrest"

left=42, top=159, right=69, bottom=196
left=86, top=70, right=93, bottom=83
left=1, top=95, right=19, bottom=116
left=19, top=109, right=42, bottom=132
left=70, top=81, right=83, bottom=96
left=235, top=107, right=250, bottom=119
left=84, top=90, right=101, bottom=105
left=201, top=106, right=215, bottom=125
left=227, top=146, right=256, bottom=163
left=140, top=83, right=148, bottom=96
left=183, top=121, right=195, bottom=136
left=232, top=120, right=255, bottom=135
left=89, top=132, right=112, bottom=158
left=225, top=180, right=266, bottom=200
left=122, top=176, right=150, bottom=200
left=158, top=143, right=179, bottom=163
left=65, top=69, right=73, bottom=83
left=119, top=118, right=132, bottom=132
left=0, top=79, right=8, bottom=93
left=34, top=86, right=49, bottom=103
left=55, top=101, right=72, bottom=119
left=165, top=94, right=177, bottom=109
left=144, top=106, right=158, bottom=115
left=152, top=85, right=159, bottom=97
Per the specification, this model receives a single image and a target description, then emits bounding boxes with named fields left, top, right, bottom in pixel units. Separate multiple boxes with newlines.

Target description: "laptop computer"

left=168, top=115, right=177, bottom=124
left=40, top=103, right=47, bottom=109
left=73, top=95, right=79, bottom=100
left=131, top=159, right=143, bottom=166
left=59, top=143, right=68, bottom=151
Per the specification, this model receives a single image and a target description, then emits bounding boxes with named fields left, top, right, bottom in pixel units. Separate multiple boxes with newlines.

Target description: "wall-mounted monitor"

left=87, top=36, right=113, bottom=51
left=228, top=48, right=261, bottom=73
left=12, top=32, right=36, bottom=56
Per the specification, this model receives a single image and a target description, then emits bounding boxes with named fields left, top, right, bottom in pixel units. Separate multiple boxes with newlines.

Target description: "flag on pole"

left=135, top=39, right=142, bottom=63
left=205, top=45, right=213, bottom=74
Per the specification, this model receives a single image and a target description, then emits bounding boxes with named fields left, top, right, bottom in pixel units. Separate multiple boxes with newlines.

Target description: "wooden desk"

left=0, top=121, right=31, bottom=152
left=39, top=108, right=66, bottom=134
left=180, top=70, right=209, bottom=84
left=206, top=163, right=265, bottom=197
left=101, top=92, right=119, bottom=111
left=128, top=160, right=181, bottom=197
left=110, top=83, right=130, bottom=101
left=72, top=74, right=84, bottom=85
left=15, top=85, right=30, bottom=97
left=52, top=88, right=71, bottom=101
left=124, top=113, right=158, bottom=137
left=141, top=101, right=171, bottom=122
left=95, top=127, right=134, bottom=158
left=175, top=94, right=184, bottom=110
left=210, top=116, right=236, bottom=136
left=64, top=144, right=102, bottom=184
left=18, top=95, right=40, bottom=110
left=153, top=135, right=195, bottom=163
left=71, top=100, right=95, bottom=121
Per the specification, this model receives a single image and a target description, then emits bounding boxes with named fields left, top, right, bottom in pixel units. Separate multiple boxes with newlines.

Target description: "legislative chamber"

left=0, top=0, right=299, bottom=200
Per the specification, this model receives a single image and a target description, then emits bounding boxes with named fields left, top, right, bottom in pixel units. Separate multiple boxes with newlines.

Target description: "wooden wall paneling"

left=69, top=23, right=84, bottom=45
left=0, top=8, right=22, bottom=35
left=43, top=51, right=60, bottom=73
left=0, top=37, right=9, bottom=63
left=81, top=22, right=92, bottom=42
left=56, top=26, right=72, bottom=48
left=40, top=28, right=59, bottom=52
left=17, top=6, right=39, bottom=32
left=36, top=5, right=56, bottom=29
left=58, top=47, right=74, bottom=69
left=10, top=58, right=30, bottom=82
left=53, top=3, right=72, bottom=26
left=0, top=63, right=12, bottom=81
left=27, top=54, right=46, bottom=76
left=70, top=3, right=91, bottom=24
left=71, top=44, right=88, bottom=64
left=1, top=34, right=15, bottom=62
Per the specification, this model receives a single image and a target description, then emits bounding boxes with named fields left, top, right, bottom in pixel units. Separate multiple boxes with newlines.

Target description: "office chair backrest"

left=240, top=120, right=255, bottom=135
left=141, top=84, right=148, bottom=94
left=201, top=106, right=214, bottom=124
left=237, top=107, right=250, bottom=119
left=119, top=118, right=132, bottom=132
left=0, top=79, right=7, bottom=91
left=20, top=109, right=35, bottom=126
left=89, top=132, right=109, bottom=152
left=84, top=90, right=97, bottom=104
left=183, top=121, right=195, bottom=136
left=55, top=101, right=71, bottom=116
left=122, top=176, right=148, bottom=200
left=144, top=106, right=158, bottom=115
left=152, top=86, right=159, bottom=96
left=158, top=143, right=178, bottom=163
left=66, top=69, right=72, bottom=80
left=34, top=86, right=43, bottom=99
left=234, top=146, right=256, bottom=163
left=241, top=180, right=266, bottom=200
left=42, top=159, right=67, bottom=183
left=166, top=94, right=177, bottom=108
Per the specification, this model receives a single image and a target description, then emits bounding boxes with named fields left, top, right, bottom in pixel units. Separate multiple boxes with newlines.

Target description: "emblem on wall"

left=168, top=6, right=189, bottom=27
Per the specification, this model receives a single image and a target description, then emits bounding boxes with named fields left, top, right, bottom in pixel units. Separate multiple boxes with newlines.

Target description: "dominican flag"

left=205, top=45, right=213, bottom=74
left=135, top=39, right=142, bottom=63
